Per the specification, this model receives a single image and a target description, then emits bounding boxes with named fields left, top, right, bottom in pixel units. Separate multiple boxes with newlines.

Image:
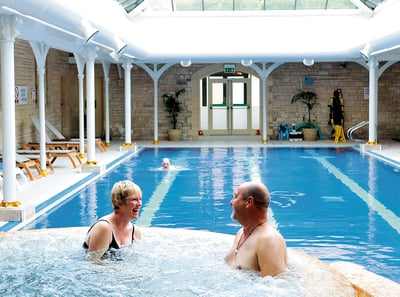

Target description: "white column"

left=261, top=77, right=267, bottom=144
left=102, top=62, right=111, bottom=146
left=73, top=53, right=86, bottom=158
left=0, top=15, right=19, bottom=205
left=250, top=62, right=282, bottom=144
left=367, top=57, right=379, bottom=144
left=153, top=77, right=159, bottom=144
left=30, top=41, right=49, bottom=175
left=122, top=60, right=133, bottom=145
left=85, top=45, right=97, bottom=163
left=78, top=73, right=85, bottom=157
left=134, top=62, right=172, bottom=145
left=37, top=67, right=47, bottom=170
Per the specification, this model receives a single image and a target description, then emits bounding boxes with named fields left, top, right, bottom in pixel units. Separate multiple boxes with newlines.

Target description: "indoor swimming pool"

left=19, top=147, right=400, bottom=284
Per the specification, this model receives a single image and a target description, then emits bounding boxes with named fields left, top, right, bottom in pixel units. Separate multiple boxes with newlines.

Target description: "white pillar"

left=0, top=15, right=19, bottom=205
left=261, top=77, right=267, bottom=144
left=37, top=67, right=47, bottom=170
left=30, top=41, right=49, bottom=175
left=74, top=53, right=86, bottom=158
left=122, top=60, right=133, bottom=145
left=250, top=62, right=282, bottom=144
left=102, top=62, right=111, bottom=146
left=153, top=77, right=159, bottom=144
left=85, top=45, right=97, bottom=163
left=78, top=73, right=85, bottom=156
left=134, top=62, right=172, bottom=145
left=367, top=57, right=379, bottom=144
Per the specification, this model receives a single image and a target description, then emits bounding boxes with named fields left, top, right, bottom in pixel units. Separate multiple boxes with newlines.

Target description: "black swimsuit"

left=83, top=219, right=135, bottom=250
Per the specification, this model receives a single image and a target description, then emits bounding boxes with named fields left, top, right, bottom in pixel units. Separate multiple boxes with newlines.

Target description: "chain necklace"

left=234, top=221, right=266, bottom=256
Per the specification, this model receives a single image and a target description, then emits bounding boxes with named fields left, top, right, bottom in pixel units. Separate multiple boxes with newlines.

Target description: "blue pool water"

left=22, top=147, right=400, bottom=283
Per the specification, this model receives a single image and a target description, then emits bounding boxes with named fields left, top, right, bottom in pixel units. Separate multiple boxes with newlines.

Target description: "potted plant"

left=291, top=90, right=319, bottom=140
left=162, top=88, right=185, bottom=141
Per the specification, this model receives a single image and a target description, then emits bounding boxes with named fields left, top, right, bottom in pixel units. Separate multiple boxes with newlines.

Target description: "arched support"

left=30, top=41, right=49, bottom=175
left=249, top=63, right=283, bottom=144
left=134, top=62, right=174, bottom=144
left=358, top=58, right=396, bottom=148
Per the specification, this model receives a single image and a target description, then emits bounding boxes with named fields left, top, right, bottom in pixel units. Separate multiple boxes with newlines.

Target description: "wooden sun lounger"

left=22, top=142, right=87, bottom=152
left=0, top=164, right=30, bottom=190
left=64, top=138, right=106, bottom=153
left=17, top=149, right=83, bottom=169
left=30, top=115, right=106, bottom=153
left=22, top=140, right=105, bottom=153
left=14, top=155, right=43, bottom=180
left=15, top=152, right=55, bottom=174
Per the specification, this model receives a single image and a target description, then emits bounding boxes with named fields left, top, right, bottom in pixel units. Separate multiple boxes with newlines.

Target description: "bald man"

left=225, top=181, right=288, bottom=277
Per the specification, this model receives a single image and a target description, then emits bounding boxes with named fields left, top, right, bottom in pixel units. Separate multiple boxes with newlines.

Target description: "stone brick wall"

left=4, top=40, right=400, bottom=147
left=13, top=39, right=36, bottom=147
left=268, top=62, right=370, bottom=140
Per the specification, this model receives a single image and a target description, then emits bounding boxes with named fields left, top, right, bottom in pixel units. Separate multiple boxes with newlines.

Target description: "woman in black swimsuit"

left=83, top=180, right=143, bottom=263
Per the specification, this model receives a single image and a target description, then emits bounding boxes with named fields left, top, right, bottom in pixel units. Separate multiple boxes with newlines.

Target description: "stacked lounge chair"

left=30, top=115, right=106, bottom=153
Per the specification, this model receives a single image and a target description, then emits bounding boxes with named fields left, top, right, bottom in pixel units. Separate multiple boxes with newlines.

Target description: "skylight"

left=115, top=0, right=385, bottom=13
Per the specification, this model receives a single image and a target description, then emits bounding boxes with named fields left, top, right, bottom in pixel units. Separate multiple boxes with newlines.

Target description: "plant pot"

left=168, top=129, right=182, bottom=141
left=302, top=128, right=317, bottom=141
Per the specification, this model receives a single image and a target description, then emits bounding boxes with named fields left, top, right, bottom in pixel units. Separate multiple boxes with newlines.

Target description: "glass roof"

left=115, top=0, right=385, bottom=13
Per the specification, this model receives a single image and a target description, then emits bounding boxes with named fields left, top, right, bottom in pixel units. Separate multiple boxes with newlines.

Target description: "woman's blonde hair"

left=111, top=180, right=142, bottom=209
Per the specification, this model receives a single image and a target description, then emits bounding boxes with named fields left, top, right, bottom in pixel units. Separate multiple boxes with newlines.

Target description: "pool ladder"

left=347, top=120, right=369, bottom=142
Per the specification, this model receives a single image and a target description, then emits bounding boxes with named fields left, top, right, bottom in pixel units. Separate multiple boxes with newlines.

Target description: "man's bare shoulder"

left=256, top=225, right=287, bottom=250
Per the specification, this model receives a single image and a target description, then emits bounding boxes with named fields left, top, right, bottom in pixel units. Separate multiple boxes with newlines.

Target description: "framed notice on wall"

left=15, top=86, right=28, bottom=105
left=363, top=87, right=369, bottom=100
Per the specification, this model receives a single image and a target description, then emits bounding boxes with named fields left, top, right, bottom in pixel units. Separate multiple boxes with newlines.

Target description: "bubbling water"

left=0, top=227, right=353, bottom=297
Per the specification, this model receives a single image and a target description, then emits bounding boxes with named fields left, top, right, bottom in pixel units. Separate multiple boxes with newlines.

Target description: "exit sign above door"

left=224, top=64, right=235, bottom=73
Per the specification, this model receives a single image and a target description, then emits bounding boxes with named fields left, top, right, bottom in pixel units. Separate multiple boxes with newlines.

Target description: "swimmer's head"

left=162, top=158, right=170, bottom=169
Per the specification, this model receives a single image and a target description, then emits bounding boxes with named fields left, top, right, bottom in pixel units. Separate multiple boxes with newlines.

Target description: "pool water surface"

left=21, top=147, right=400, bottom=283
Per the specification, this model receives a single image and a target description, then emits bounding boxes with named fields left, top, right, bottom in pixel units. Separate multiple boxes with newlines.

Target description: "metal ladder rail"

left=346, top=120, right=369, bottom=141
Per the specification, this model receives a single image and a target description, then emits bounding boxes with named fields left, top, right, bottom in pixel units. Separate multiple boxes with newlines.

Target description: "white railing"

left=347, top=121, right=369, bottom=141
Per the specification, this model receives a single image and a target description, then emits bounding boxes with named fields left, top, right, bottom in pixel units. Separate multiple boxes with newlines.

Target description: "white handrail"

left=347, top=121, right=369, bottom=141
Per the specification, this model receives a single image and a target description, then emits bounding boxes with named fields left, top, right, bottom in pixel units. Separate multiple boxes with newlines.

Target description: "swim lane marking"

left=313, top=156, right=400, bottom=234
left=136, top=171, right=179, bottom=227
left=248, top=157, right=277, bottom=228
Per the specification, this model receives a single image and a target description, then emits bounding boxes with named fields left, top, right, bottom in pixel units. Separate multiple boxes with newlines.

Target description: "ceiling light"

left=80, top=19, right=99, bottom=44
left=241, top=59, right=252, bottom=66
left=180, top=60, right=192, bottom=67
left=112, top=37, right=128, bottom=55
left=303, top=58, right=314, bottom=66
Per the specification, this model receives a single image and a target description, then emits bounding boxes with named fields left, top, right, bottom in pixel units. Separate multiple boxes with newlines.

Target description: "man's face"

left=230, top=187, right=246, bottom=221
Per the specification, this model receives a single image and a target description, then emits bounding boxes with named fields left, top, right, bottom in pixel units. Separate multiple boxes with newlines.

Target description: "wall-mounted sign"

left=363, top=87, right=369, bottom=100
left=15, top=86, right=28, bottom=105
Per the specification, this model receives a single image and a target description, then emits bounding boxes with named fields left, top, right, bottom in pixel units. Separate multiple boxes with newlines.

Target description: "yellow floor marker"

left=334, top=125, right=346, bottom=143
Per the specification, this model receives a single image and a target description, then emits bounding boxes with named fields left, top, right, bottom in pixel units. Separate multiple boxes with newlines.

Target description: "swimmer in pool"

left=83, top=180, right=142, bottom=263
left=161, top=158, right=171, bottom=170
left=225, top=181, right=288, bottom=277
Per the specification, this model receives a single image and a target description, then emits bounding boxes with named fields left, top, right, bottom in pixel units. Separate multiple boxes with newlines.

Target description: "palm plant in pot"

left=291, top=90, right=319, bottom=140
left=162, top=88, right=185, bottom=141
